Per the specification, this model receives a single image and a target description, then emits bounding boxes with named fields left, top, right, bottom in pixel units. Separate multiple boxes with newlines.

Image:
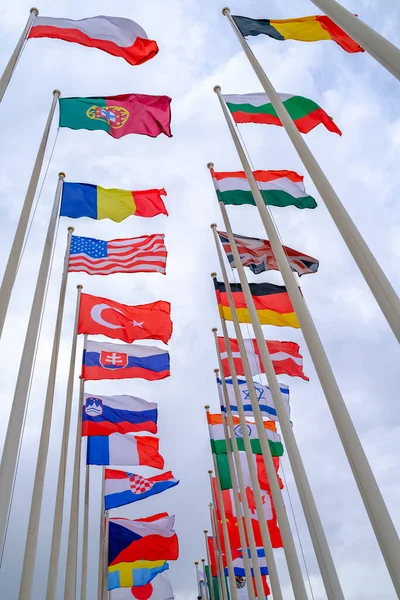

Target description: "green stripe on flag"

left=211, top=438, right=283, bottom=457
left=59, top=97, right=109, bottom=132
left=216, top=188, right=317, bottom=209
left=205, top=565, right=229, bottom=600
left=226, top=95, right=321, bottom=120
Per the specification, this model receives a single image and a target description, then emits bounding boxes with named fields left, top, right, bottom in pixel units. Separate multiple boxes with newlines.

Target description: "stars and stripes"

left=68, top=234, right=167, bottom=275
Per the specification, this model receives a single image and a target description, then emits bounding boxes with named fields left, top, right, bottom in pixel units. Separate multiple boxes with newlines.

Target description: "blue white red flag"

left=87, top=433, right=164, bottom=468
left=105, top=469, right=179, bottom=510
left=82, top=393, right=158, bottom=436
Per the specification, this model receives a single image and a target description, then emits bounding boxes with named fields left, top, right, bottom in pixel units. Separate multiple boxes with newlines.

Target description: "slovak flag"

left=82, top=393, right=158, bottom=436
left=87, top=433, right=164, bottom=468
left=105, top=469, right=179, bottom=510
left=110, top=572, right=174, bottom=599
left=82, top=340, right=170, bottom=381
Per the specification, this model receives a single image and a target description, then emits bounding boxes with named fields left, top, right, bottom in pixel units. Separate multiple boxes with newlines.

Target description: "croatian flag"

left=82, top=393, right=158, bottom=436
left=87, top=433, right=164, bottom=468
left=105, top=469, right=179, bottom=510
left=82, top=340, right=170, bottom=381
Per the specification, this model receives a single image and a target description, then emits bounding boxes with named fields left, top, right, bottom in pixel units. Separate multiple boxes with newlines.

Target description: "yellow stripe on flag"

left=271, top=16, right=332, bottom=42
left=97, top=186, right=135, bottom=222
left=108, top=560, right=166, bottom=587
left=218, top=304, right=300, bottom=328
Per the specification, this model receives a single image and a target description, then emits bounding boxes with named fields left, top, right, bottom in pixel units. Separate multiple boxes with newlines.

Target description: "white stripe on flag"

left=223, top=92, right=294, bottom=107
left=215, top=175, right=307, bottom=197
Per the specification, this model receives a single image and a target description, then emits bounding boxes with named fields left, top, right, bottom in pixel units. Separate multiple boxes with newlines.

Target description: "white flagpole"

left=81, top=464, right=90, bottom=600
left=201, top=559, right=210, bottom=600
left=195, top=562, right=201, bottom=597
left=98, top=467, right=105, bottom=600
left=18, top=225, right=74, bottom=600
left=211, top=211, right=344, bottom=599
left=103, top=510, right=109, bottom=600
left=210, top=269, right=309, bottom=598
left=0, top=7, right=38, bottom=102
left=221, top=9, right=400, bottom=342
left=64, top=350, right=87, bottom=600
left=209, top=503, right=228, bottom=600
left=310, top=0, right=400, bottom=81
left=46, top=284, right=83, bottom=600
left=213, top=330, right=283, bottom=600
left=212, top=72, right=400, bottom=591
left=205, top=404, right=256, bottom=600
left=0, top=172, right=65, bottom=560
left=0, top=89, right=60, bottom=337
left=204, top=530, right=216, bottom=600
left=208, top=470, right=238, bottom=600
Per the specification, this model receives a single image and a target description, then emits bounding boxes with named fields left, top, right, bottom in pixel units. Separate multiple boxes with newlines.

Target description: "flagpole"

left=0, top=89, right=60, bottom=337
left=0, top=7, right=38, bottom=102
left=18, top=225, right=73, bottom=600
left=98, top=467, right=105, bottom=600
left=205, top=405, right=257, bottom=600
left=195, top=562, right=201, bottom=597
left=213, top=334, right=283, bottom=600
left=209, top=503, right=228, bottom=600
left=81, top=464, right=90, bottom=600
left=0, top=172, right=65, bottom=560
left=201, top=559, right=210, bottom=600
left=46, top=284, right=83, bottom=600
left=204, top=530, right=216, bottom=600
left=210, top=270, right=309, bottom=598
left=64, top=357, right=86, bottom=600
left=310, top=0, right=400, bottom=80
left=213, top=69, right=400, bottom=590
left=211, top=214, right=345, bottom=600
left=208, top=470, right=238, bottom=600
left=103, top=510, right=110, bottom=600
left=220, top=9, right=400, bottom=342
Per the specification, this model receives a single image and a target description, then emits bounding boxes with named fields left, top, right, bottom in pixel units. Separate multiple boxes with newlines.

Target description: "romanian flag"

left=60, top=182, right=167, bottom=222
left=232, top=14, right=364, bottom=53
left=214, top=278, right=299, bottom=328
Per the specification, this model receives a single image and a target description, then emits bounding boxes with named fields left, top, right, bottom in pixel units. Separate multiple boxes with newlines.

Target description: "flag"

left=78, top=293, right=172, bottom=344
left=59, top=94, right=172, bottom=138
left=61, top=183, right=168, bottom=221
left=226, top=548, right=269, bottom=577
left=87, top=433, right=164, bottom=468
left=108, top=514, right=179, bottom=590
left=68, top=234, right=167, bottom=275
left=218, top=377, right=290, bottom=421
left=108, top=560, right=168, bottom=590
left=105, top=469, right=179, bottom=510
left=207, top=413, right=283, bottom=456
left=223, top=92, right=341, bottom=135
left=213, top=480, right=272, bottom=523
left=217, top=230, right=319, bottom=276
left=110, top=572, right=174, bottom=599
left=211, top=168, right=317, bottom=210
left=215, top=451, right=282, bottom=492
left=205, top=565, right=228, bottom=600
left=28, top=15, right=159, bottom=65
left=232, top=14, right=364, bottom=53
left=82, top=340, right=170, bottom=381
left=214, top=278, right=299, bottom=328
left=218, top=336, right=308, bottom=381
left=82, top=393, right=158, bottom=436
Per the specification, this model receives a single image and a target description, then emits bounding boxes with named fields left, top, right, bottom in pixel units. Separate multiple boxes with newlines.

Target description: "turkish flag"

left=78, top=293, right=172, bottom=343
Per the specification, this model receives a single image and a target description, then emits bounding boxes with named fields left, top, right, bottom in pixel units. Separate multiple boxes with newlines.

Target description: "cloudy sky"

left=0, top=0, right=400, bottom=599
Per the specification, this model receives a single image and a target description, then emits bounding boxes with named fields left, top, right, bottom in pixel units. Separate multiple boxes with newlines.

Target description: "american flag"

left=217, top=231, right=319, bottom=277
left=69, top=234, right=167, bottom=275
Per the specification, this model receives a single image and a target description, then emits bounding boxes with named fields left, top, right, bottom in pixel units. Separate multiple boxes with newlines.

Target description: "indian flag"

left=211, top=168, right=317, bottom=209
left=207, top=413, right=283, bottom=457
left=223, top=92, right=341, bottom=135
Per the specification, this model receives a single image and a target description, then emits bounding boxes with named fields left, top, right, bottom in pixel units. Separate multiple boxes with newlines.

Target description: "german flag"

left=214, top=278, right=299, bottom=328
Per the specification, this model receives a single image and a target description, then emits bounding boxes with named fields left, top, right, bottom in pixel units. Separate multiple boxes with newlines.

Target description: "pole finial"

left=209, top=502, right=213, bottom=507
left=213, top=85, right=221, bottom=93
left=53, top=89, right=61, bottom=97
left=194, top=561, right=199, bottom=565
left=77, top=284, right=83, bottom=290
left=30, top=7, right=39, bottom=15
left=207, top=162, right=214, bottom=170
left=67, top=226, right=74, bottom=233
left=204, top=529, right=208, bottom=533
left=58, top=172, right=66, bottom=179
left=214, top=368, right=219, bottom=374
left=211, top=327, right=217, bottom=333
left=210, top=223, right=217, bottom=229
left=208, top=469, right=213, bottom=474
left=210, top=272, right=217, bottom=278
left=204, top=404, right=210, bottom=410
left=201, top=558, right=206, bottom=562
left=222, top=7, right=231, bottom=16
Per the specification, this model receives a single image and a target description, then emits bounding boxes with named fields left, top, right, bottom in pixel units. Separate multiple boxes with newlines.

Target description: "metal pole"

left=18, top=223, right=73, bottom=600
left=64, top=360, right=86, bottom=600
left=103, top=511, right=109, bottom=600
left=212, top=210, right=344, bottom=599
left=213, top=73, right=400, bottom=591
left=310, top=0, right=400, bottom=81
left=209, top=504, right=228, bottom=600
left=201, top=559, right=210, bottom=600
left=0, top=173, right=64, bottom=561
left=46, top=284, right=83, bottom=600
left=0, top=89, right=60, bottom=337
left=204, top=530, right=216, bottom=600
left=81, top=464, right=90, bottom=600
left=210, top=271, right=308, bottom=597
left=195, top=562, right=201, bottom=597
left=221, top=9, right=400, bottom=342
left=97, top=468, right=105, bottom=600
left=0, top=7, right=38, bottom=102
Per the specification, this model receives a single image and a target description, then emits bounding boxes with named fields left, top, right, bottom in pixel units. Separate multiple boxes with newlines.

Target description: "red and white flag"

left=218, top=336, right=309, bottom=381
left=28, top=15, right=158, bottom=65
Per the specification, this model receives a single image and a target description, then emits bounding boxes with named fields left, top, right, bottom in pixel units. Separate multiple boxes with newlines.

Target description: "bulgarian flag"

left=223, top=92, right=342, bottom=135
left=207, top=413, right=283, bottom=456
left=211, top=168, right=317, bottom=209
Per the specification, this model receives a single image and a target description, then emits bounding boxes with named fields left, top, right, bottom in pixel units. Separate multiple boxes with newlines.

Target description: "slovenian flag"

left=82, top=340, right=170, bottom=381
left=87, top=433, right=164, bottom=468
left=105, top=469, right=179, bottom=510
left=82, top=393, right=158, bottom=436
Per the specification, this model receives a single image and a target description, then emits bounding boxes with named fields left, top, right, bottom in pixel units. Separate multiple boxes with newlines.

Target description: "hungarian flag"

left=78, top=293, right=172, bottom=344
left=207, top=413, right=284, bottom=456
left=214, top=278, right=299, bottom=328
left=218, top=336, right=309, bottom=380
left=223, top=92, right=341, bottom=135
left=217, top=230, right=319, bottom=276
left=59, top=93, right=172, bottom=139
left=28, top=15, right=159, bottom=65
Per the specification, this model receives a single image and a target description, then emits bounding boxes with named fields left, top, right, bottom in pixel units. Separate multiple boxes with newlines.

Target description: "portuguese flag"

left=213, top=278, right=299, bottom=328
left=59, top=93, right=172, bottom=139
left=223, top=92, right=341, bottom=135
left=211, top=168, right=317, bottom=209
